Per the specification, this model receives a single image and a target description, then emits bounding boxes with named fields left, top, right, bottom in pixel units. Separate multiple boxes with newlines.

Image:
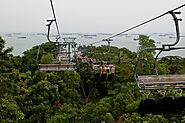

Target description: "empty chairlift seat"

left=136, top=74, right=185, bottom=90
left=39, top=64, right=76, bottom=71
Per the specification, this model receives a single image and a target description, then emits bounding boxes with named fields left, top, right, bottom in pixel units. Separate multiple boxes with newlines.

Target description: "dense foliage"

left=1, top=35, right=185, bottom=122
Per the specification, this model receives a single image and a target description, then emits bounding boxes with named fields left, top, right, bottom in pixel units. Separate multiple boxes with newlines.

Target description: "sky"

left=0, top=0, right=185, bottom=33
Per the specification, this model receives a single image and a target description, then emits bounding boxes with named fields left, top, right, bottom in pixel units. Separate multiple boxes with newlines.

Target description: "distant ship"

left=125, top=35, right=131, bottom=38
left=156, top=41, right=161, bottom=44
left=83, top=34, right=97, bottom=37
left=82, top=34, right=97, bottom=39
left=63, top=33, right=73, bottom=35
left=169, top=36, right=176, bottom=39
left=5, top=34, right=12, bottom=37
left=159, top=34, right=167, bottom=37
left=133, top=38, right=139, bottom=41
left=84, top=36, right=93, bottom=39
left=100, top=33, right=113, bottom=35
left=18, top=36, right=27, bottom=39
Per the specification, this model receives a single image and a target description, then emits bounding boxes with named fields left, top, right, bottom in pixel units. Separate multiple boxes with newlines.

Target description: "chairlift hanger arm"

left=46, top=19, right=58, bottom=43
left=162, top=11, right=182, bottom=49
left=49, top=0, right=62, bottom=41
left=46, top=0, right=62, bottom=44
left=89, top=39, right=113, bottom=54
left=102, top=39, right=113, bottom=53
left=138, top=11, right=182, bottom=53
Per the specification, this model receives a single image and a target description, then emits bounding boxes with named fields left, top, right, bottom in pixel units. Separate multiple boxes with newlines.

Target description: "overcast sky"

left=0, top=0, right=185, bottom=33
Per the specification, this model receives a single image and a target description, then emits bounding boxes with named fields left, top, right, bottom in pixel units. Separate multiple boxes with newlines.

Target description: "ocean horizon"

left=1, top=32, right=185, bottom=57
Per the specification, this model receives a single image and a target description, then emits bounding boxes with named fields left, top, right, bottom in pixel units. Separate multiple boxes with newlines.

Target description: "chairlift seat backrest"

left=137, top=74, right=185, bottom=89
left=93, top=64, right=115, bottom=74
left=39, top=64, right=75, bottom=71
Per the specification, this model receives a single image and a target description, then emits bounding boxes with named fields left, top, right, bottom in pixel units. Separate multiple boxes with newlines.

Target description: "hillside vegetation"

left=1, top=35, right=185, bottom=122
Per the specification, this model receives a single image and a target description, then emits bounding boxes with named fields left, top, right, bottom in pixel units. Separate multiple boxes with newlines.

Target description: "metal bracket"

left=162, top=11, right=182, bottom=50
left=46, top=19, right=60, bottom=44
left=102, top=38, right=113, bottom=53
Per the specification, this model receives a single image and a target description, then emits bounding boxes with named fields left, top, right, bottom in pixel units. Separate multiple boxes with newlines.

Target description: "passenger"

left=106, top=63, right=111, bottom=74
left=103, top=65, right=107, bottom=74
left=93, top=58, right=96, bottom=64
left=88, top=57, right=93, bottom=65
left=82, top=56, right=88, bottom=63
left=80, top=55, right=85, bottom=63
left=111, top=66, right=115, bottom=74
left=72, top=54, right=77, bottom=63
left=99, top=62, right=104, bottom=74
left=109, top=63, right=115, bottom=74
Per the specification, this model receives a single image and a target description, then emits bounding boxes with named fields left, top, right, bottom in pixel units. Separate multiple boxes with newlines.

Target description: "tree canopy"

left=1, top=35, right=185, bottom=122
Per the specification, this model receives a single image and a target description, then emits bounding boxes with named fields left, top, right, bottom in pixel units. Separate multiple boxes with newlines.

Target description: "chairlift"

left=78, top=39, right=115, bottom=81
left=39, top=0, right=83, bottom=72
left=38, top=20, right=77, bottom=71
left=38, top=43, right=76, bottom=71
left=92, top=39, right=115, bottom=81
left=94, top=61, right=115, bottom=81
left=134, top=11, right=185, bottom=90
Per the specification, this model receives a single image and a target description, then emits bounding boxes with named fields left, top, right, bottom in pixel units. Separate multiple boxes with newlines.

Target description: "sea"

left=0, top=32, right=185, bottom=57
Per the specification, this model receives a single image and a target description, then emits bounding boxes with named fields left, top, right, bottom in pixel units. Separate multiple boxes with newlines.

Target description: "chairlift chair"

left=85, top=39, right=116, bottom=81
left=96, top=39, right=115, bottom=81
left=134, top=11, right=185, bottom=90
left=38, top=47, right=76, bottom=71
left=93, top=61, right=115, bottom=81
left=38, top=20, right=77, bottom=71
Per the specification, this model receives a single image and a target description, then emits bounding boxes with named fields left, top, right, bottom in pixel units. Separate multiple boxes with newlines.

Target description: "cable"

left=90, top=3, right=185, bottom=45
left=50, top=0, right=62, bottom=41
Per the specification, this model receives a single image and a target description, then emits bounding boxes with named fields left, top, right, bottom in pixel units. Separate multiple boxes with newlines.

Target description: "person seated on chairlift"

left=109, top=63, right=115, bottom=74
left=106, top=63, right=111, bottom=73
left=88, top=56, right=93, bottom=65
left=107, top=63, right=112, bottom=71
left=81, top=55, right=87, bottom=63
left=72, top=54, right=77, bottom=63
left=103, top=65, right=107, bottom=74
left=99, top=62, right=104, bottom=74
left=111, top=66, right=115, bottom=74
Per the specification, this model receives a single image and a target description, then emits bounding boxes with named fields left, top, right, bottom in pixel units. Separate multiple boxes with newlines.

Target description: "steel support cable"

left=90, top=3, right=185, bottom=45
left=49, top=0, right=62, bottom=41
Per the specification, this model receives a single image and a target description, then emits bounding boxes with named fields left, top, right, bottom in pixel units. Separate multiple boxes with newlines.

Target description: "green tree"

left=47, top=103, right=79, bottom=123
left=76, top=61, right=98, bottom=103
left=40, top=53, right=54, bottom=64
left=0, top=36, right=13, bottom=73
left=114, top=48, right=136, bottom=82
left=159, top=56, right=185, bottom=74
left=22, top=42, right=55, bottom=72
left=137, top=35, right=156, bottom=75
left=143, top=114, right=168, bottom=123
left=0, top=98, right=24, bottom=122
left=92, top=98, right=112, bottom=122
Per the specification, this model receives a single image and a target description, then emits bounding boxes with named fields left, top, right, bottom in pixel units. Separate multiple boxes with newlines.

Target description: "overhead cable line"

left=90, top=3, right=185, bottom=45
